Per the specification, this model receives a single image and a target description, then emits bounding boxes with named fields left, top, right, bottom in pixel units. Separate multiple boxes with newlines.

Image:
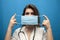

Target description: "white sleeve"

left=11, top=28, right=20, bottom=40
left=43, top=30, right=47, bottom=40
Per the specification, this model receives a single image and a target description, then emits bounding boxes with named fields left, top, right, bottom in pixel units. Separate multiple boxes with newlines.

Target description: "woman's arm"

left=46, top=25, right=53, bottom=40
left=42, top=15, right=53, bottom=40
left=5, top=14, right=16, bottom=40
left=5, top=24, right=13, bottom=40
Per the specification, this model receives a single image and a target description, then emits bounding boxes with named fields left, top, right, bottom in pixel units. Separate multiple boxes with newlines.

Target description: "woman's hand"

left=9, top=14, right=17, bottom=29
left=42, top=15, right=53, bottom=40
left=5, top=14, right=17, bottom=40
left=42, top=15, right=51, bottom=30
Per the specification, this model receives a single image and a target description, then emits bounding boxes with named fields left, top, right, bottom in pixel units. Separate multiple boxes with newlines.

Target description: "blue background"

left=0, top=0, right=60, bottom=40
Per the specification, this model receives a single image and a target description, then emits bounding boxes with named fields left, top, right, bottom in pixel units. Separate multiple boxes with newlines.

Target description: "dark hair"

left=22, top=4, right=40, bottom=27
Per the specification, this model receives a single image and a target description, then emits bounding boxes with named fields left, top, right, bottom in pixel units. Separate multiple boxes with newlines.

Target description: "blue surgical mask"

left=21, top=15, right=38, bottom=25
left=16, top=15, right=44, bottom=26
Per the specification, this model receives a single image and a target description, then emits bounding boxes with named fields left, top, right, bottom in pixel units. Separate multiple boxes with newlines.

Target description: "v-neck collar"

left=21, top=26, right=35, bottom=40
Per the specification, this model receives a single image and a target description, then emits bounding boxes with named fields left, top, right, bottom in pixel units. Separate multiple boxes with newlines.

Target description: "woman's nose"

left=28, top=13, right=32, bottom=16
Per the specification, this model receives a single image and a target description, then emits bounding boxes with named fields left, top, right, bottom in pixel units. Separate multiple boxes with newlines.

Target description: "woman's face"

left=25, top=8, right=34, bottom=16
left=24, top=8, right=35, bottom=27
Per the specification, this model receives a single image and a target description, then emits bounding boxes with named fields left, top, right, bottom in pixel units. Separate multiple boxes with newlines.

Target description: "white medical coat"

left=11, top=27, right=47, bottom=40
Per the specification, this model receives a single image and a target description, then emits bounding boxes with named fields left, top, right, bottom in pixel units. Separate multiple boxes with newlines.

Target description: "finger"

left=42, top=20, right=46, bottom=24
left=42, top=20, right=46, bottom=26
left=14, top=21, right=20, bottom=25
left=14, top=22, right=17, bottom=24
left=12, top=13, right=16, bottom=19
left=42, top=15, right=48, bottom=20
left=14, top=19, right=16, bottom=22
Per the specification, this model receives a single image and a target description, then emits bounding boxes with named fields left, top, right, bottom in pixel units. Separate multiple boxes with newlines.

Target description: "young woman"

left=5, top=4, right=53, bottom=40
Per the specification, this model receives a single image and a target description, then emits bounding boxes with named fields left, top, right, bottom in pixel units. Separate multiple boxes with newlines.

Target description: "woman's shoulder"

left=36, top=27, right=46, bottom=33
left=14, top=27, right=21, bottom=33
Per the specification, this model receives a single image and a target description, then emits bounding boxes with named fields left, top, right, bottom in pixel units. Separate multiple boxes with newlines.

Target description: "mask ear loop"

left=15, top=15, right=22, bottom=25
left=39, top=15, right=47, bottom=31
left=39, top=15, right=45, bottom=27
left=38, top=15, right=43, bottom=27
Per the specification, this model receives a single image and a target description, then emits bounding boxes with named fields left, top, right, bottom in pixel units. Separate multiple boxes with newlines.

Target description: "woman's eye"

left=31, top=13, right=34, bottom=15
left=25, top=13, right=29, bottom=15
left=25, top=12, right=34, bottom=15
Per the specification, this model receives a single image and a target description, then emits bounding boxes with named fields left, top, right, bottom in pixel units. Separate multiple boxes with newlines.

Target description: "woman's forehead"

left=25, top=8, right=34, bottom=12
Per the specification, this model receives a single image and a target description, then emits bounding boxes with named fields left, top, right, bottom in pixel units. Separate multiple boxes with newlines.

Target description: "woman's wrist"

left=8, top=23, right=13, bottom=30
left=47, top=26, right=52, bottom=32
left=46, top=25, right=52, bottom=31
